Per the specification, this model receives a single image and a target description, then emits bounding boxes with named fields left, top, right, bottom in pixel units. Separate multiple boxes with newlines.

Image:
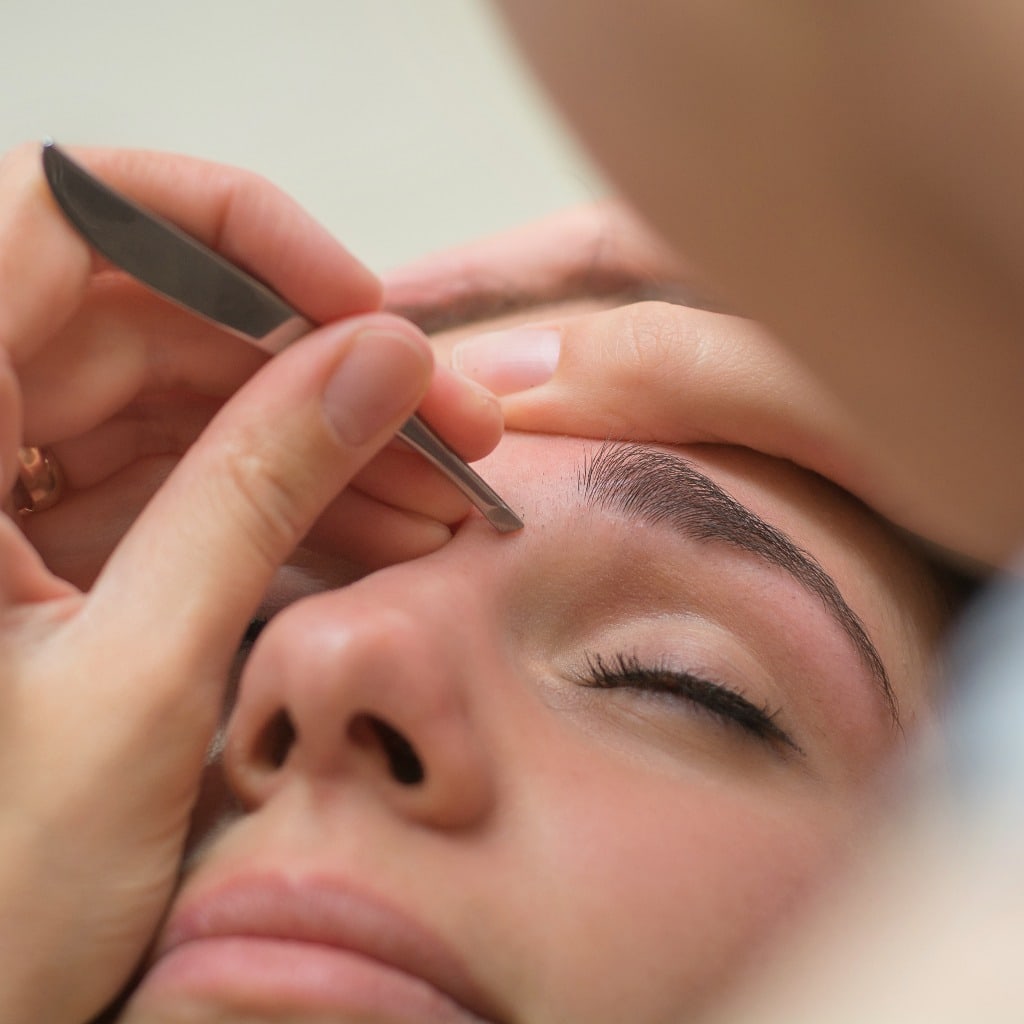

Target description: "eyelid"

left=577, top=651, right=805, bottom=756
left=577, top=441, right=895, bottom=722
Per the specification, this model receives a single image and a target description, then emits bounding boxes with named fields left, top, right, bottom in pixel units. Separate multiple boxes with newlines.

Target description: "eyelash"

left=240, top=617, right=270, bottom=652
left=578, top=652, right=802, bottom=754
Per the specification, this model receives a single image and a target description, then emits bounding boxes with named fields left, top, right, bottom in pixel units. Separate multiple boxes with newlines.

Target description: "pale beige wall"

left=0, top=0, right=602, bottom=270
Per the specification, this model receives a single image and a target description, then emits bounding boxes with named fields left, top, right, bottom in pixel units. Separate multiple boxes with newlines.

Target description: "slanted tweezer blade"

left=42, top=140, right=308, bottom=348
left=41, top=140, right=523, bottom=533
left=397, top=417, right=524, bottom=532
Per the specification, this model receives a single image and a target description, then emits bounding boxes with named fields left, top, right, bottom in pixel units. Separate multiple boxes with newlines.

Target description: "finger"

left=90, top=312, right=434, bottom=719
left=27, top=448, right=460, bottom=589
left=18, top=278, right=266, bottom=443
left=349, top=446, right=472, bottom=528
left=72, top=145, right=381, bottom=323
left=0, top=513, right=77, bottom=604
left=0, top=142, right=381, bottom=368
left=451, top=300, right=874, bottom=496
left=304, top=487, right=453, bottom=569
left=47, top=359, right=501, bottom=516
left=34, top=347, right=501, bottom=572
left=18, top=455, right=178, bottom=590
left=0, top=352, right=21, bottom=494
left=415, top=361, right=503, bottom=461
left=340, top=361, right=503, bottom=528
left=47, top=398, right=217, bottom=490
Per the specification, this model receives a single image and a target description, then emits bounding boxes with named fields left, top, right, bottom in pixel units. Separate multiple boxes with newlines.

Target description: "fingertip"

left=450, top=327, right=561, bottom=397
left=320, top=315, right=433, bottom=447
left=418, top=363, right=504, bottom=462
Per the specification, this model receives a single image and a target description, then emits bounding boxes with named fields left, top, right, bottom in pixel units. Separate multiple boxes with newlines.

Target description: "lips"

left=127, top=873, right=500, bottom=1023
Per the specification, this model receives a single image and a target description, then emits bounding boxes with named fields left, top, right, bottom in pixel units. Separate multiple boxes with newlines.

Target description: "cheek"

left=519, top=767, right=853, bottom=1019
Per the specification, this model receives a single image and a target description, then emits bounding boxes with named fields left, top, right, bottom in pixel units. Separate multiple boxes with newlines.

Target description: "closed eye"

left=577, top=652, right=804, bottom=755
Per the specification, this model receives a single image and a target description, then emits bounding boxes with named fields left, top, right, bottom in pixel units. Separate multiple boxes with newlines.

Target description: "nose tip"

left=223, top=591, right=495, bottom=830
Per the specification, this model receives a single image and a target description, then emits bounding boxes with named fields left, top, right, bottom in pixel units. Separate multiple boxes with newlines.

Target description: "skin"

left=108, top=298, right=952, bottom=1024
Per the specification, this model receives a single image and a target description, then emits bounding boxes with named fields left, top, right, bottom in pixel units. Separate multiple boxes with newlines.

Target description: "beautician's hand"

left=0, top=145, right=499, bottom=1024
left=0, top=318, right=441, bottom=1024
left=1, top=143, right=501, bottom=586
left=454, top=300, right=895, bottom=531
left=389, top=204, right=980, bottom=570
left=384, top=205, right=883, bottom=541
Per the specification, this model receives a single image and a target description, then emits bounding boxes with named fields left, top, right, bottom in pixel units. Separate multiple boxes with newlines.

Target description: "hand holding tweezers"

left=41, top=141, right=523, bottom=533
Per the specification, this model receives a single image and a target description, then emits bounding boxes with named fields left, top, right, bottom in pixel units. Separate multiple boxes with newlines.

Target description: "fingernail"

left=323, top=325, right=431, bottom=446
left=452, top=328, right=560, bottom=397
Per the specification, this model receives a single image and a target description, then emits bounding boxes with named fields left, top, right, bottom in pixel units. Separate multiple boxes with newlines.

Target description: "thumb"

left=450, top=301, right=873, bottom=495
left=91, top=312, right=433, bottom=705
left=3, top=313, right=434, bottom=1024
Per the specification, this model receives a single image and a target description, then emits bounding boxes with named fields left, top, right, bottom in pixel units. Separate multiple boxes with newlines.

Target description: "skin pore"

left=104, top=298, right=957, bottom=1024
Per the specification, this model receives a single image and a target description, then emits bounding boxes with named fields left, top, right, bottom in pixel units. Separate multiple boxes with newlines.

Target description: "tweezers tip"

left=485, top=505, right=525, bottom=534
left=40, top=138, right=64, bottom=184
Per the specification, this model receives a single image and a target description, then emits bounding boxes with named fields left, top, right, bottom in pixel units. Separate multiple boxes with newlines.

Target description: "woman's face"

left=114, top=344, right=948, bottom=1023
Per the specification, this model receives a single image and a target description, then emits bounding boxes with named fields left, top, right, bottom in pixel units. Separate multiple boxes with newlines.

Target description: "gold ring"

left=13, top=446, right=65, bottom=514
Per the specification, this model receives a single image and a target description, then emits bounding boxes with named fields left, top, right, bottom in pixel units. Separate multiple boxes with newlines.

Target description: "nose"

left=223, top=569, right=497, bottom=830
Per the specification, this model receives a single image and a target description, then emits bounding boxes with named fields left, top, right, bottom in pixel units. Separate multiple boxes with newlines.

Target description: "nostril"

left=348, top=713, right=425, bottom=786
left=254, top=709, right=296, bottom=770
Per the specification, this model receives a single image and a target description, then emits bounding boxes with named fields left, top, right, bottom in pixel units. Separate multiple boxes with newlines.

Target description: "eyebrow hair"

left=578, top=443, right=898, bottom=722
left=390, top=255, right=739, bottom=337
left=393, top=279, right=682, bottom=336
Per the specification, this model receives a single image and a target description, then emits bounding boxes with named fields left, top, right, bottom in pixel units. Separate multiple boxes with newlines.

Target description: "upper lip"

left=154, top=872, right=501, bottom=1022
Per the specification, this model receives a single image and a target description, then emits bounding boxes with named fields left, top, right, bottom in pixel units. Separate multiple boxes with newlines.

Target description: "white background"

left=0, top=0, right=603, bottom=270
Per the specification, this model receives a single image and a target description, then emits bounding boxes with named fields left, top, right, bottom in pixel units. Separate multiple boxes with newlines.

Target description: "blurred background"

left=0, top=0, right=603, bottom=271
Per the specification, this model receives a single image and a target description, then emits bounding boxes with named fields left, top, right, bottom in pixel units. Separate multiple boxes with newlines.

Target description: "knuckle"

left=215, top=434, right=311, bottom=568
left=611, top=301, right=695, bottom=387
left=610, top=301, right=754, bottom=386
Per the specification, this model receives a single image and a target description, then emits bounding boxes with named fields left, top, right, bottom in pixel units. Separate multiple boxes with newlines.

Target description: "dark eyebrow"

left=389, top=253, right=736, bottom=336
left=578, top=443, right=898, bottom=723
left=392, top=279, right=689, bottom=336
